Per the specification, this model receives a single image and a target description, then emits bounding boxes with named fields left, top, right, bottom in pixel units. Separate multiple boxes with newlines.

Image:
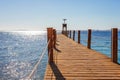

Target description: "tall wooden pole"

left=78, top=30, right=80, bottom=44
left=47, top=28, right=53, bottom=63
left=111, top=28, right=118, bottom=63
left=87, top=29, right=92, bottom=49
left=53, top=29, right=57, bottom=48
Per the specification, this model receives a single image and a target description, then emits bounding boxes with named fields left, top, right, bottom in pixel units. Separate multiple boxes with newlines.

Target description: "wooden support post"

left=78, top=30, right=80, bottom=44
left=73, top=30, right=75, bottom=41
left=67, top=30, right=69, bottom=37
left=47, top=28, right=53, bottom=63
left=67, top=30, right=68, bottom=37
left=111, top=28, right=118, bottom=63
left=55, top=30, right=57, bottom=44
left=53, top=29, right=56, bottom=48
left=87, top=29, right=92, bottom=49
left=70, top=30, right=71, bottom=38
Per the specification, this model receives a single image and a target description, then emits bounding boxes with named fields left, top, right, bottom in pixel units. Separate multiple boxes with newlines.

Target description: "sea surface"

left=0, top=31, right=48, bottom=80
left=0, top=30, right=120, bottom=80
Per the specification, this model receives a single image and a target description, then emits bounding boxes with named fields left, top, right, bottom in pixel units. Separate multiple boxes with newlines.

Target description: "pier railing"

left=64, top=28, right=119, bottom=64
left=25, top=40, right=50, bottom=79
left=46, top=28, right=119, bottom=64
left=47, top=28, right=57, bottom=63
left=25, top=28, right=56, bottom=80
left=27, top=27, right=119, bottom=79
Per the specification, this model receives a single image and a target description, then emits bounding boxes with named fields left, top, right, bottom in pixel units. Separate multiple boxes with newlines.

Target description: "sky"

left=0, top=0, right=120, bottom=31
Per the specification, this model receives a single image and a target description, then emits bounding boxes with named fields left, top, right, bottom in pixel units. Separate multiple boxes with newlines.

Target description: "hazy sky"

left=0, top=0, right=120, bottom=31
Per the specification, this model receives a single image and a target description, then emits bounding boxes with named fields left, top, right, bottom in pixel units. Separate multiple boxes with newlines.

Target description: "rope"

left=26, top=40, right=50, bottom=79
left=92, top=35, right=110, bottom=39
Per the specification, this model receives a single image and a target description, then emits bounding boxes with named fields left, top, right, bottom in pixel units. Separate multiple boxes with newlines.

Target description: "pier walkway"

left=44, top=34, right=120, bottom=80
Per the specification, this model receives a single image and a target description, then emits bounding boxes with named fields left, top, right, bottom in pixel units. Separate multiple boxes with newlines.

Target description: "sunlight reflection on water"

left=0, top=31, right=47, bottom=80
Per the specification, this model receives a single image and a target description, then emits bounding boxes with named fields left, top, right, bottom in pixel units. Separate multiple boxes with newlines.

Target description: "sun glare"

left=13, top=31, right=46, bottom=35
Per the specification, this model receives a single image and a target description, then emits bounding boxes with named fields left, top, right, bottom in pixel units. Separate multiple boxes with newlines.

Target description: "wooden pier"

left=44, top=28, right=120, bottom=80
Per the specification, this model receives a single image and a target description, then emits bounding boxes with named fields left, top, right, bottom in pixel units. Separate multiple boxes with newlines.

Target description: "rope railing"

left=23, top=28, right=56, bottom=80
left=92, top=36, right=110, bottom=40
left=69, top=31, right=111, bottom=50
left=80, top=40, right=111, bottom=49
left=92, top=45, right=111, bottom=48
left=67, top=28, right=119, bottom=63
left=68, top=30, right=111, bottom=47
left=26, top=40, right=50, bottom=79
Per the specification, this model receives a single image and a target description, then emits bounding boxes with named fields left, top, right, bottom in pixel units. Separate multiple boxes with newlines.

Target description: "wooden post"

left=87, top=29, right=92, bottom=49
left=55, top=30, right=57, bottom=45
left=66, top=30, right=69, bottom=37
left=70, top=30, right=71, bottom=38
left=47, top=28, right=53, bottom=63
left=78, top=30, right=80, bottom=44
left=73, top=30, right=75, bottom=41
left=53, top=29, right=56, bottom=48
left=111, top=28, right=118, bottom=63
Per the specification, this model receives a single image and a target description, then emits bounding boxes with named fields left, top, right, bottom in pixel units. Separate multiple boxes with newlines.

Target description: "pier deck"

left=44, top=34, right=120, bottom=80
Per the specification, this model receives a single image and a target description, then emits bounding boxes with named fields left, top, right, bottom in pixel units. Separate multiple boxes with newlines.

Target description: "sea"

left=0, top=31, right=48, bottom=80
left=0, top=30, right=120, bottom=80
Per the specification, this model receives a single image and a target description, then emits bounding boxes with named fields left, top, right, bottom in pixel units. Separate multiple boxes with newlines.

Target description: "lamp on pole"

left=63, top=19, right=67, bottom=23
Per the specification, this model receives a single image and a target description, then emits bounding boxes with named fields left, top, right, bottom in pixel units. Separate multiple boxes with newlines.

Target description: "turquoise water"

left=0, top=31, right=48, bottom=80
left=70, top=30, right=120, bottom=63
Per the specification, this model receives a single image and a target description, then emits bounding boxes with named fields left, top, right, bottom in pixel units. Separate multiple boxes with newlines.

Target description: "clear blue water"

left=70, top=30, right=120, bottom=63
left=0, top=31, right=48, bottom=80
